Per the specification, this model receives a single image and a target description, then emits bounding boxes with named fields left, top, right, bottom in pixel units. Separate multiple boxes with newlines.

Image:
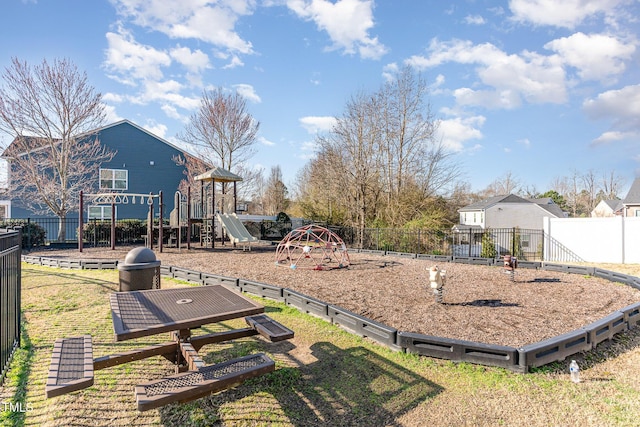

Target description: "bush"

left=0, top=219, right=46, bottom=248
left=480, top=229, right=497, bottom=259
left=83, top=219, right=146, bottom=245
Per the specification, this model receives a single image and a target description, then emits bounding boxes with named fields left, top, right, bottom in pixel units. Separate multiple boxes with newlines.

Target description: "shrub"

left=0, top=219, right=46, bottom=248
left=480, top=229, right=497, bottom=258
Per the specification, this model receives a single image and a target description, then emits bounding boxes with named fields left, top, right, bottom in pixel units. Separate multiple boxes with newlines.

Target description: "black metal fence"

left=1, top=228, right=21, bottom=384
left=337, top=227, right=547, bottom=261
left=9, top=217, right=583, bottom=263
left=8, top=217, right=147, bottom=248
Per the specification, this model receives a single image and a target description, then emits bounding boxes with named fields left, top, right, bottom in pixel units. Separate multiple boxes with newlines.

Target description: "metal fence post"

left=27, top=218, right=31, bottom=249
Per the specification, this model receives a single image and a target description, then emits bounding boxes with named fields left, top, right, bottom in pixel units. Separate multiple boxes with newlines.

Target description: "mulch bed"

left=30, top=244, right=640, bottom=348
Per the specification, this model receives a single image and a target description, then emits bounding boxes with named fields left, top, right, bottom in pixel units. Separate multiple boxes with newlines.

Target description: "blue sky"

left=1, top=0, right=639, bottom=195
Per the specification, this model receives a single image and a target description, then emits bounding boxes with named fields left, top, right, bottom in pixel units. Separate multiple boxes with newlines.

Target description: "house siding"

left=485, top=203, right=552, bottom=229
left=95, top=122, right=186, bottom=219
left=9, top=121, right=189, bottom=220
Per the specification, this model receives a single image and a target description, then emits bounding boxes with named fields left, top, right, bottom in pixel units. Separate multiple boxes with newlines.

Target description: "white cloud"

left=104, top=28, right=171, bottom=83
left=583, top=84, right=640, bottom=120
left=111, top=0, right=255, bottom=54
left=287, top=0, right=388, bottom=59
left=233, top=84, right=261, bottom=103
left=382, top=62, right=398, bottom=81
left=590, top=130, right=638, bottom=145
left=103, top=104, right=123, bottom=124
left=433, top=74, right=445, bottom=88
left=161, top=104, right=185, bottom=120
left=544, top=32, right=635, bottom=82
left=435, top=115, right=486, bottom=152
left=583, top=84, right=640, bottom=142
left=143, top=121, right=168, bottom=139
left=169, top=45, right=210, bottom=74
left=407, top=39, right=567, bottom=108
left=508, top=0, right=627, bottom=29
left=103, top=93, right=124, bottom=103
left=298, top=140, right=319, bottom=159
left=299, top=116, right=336, bottom=133
left=464, top=15, right=486, bottom=25
left=258, top=136, right=275, bottom=146
left=222, top=55, right=245, bottom=69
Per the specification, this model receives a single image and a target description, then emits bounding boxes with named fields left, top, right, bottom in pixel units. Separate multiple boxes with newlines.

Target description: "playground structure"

left=216, top=213, right=258, bottom=250
left=169, top=166, right=257, bottom=249
left=275, top=224, right=350, bottom=270
left=78, top=191, right=164, bottom=252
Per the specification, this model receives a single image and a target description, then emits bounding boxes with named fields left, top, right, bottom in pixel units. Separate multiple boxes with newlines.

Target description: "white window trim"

left=0, top=200, right=11, bottom=219
left=99, top=168, right=128, bottom=191
left=88, top=205, right=117, bottom=220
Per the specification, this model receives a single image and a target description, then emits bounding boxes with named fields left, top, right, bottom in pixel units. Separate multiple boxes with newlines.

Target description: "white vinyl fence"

left=543, top=216, right=640, bottom=264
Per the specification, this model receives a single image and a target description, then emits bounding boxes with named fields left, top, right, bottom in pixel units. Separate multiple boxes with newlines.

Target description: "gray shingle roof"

left=623, top=178, right=640, bottom=205
left=602, top=199, right=623, bottom=212
left=458, top=194, right=529, bottom=211
left=458, top=193, right=563, bottom=217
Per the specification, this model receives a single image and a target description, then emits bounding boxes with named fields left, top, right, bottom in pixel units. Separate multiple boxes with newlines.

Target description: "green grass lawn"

left=1, top=264, right=639, bottom=426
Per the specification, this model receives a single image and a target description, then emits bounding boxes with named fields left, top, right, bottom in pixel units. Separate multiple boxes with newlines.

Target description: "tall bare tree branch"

left=0, top=57, right=112, bottom=240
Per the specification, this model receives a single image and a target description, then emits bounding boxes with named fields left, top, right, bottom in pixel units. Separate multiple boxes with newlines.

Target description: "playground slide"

left=216, top=213, right=258, bottom=248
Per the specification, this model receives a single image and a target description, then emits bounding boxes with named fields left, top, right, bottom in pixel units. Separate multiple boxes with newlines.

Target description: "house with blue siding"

left=4, top=119, right=194, bottom=220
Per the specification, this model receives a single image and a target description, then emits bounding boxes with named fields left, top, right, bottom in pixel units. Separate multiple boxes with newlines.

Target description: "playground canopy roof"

left=194, top=167, right=243, bottom=183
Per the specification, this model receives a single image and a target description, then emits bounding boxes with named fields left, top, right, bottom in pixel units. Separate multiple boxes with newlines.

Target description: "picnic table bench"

left=45, top=285, right=294, bottom=411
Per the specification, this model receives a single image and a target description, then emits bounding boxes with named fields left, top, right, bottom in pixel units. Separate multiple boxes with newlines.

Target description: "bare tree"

left=379, top=66, right=436, bottom=195
left=600, top=170, right=626, bottom=199
left=178, top=88, right=259, bottom=202
left=316, top=91, right=383, bottom=245
left=0, top=58, right=111, bottom=240
left=481, top=171, right=522, bottom=197
left=581, top=169, right=599, bottom=213
left=262, top=165, right=289, bottom=215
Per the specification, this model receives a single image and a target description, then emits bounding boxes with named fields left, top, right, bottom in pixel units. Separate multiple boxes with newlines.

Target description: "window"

left=521, top=234, right=530, bottom=248
left=0, top=201, right=9, bottom=220
left=100, top=168, right=128, bottom=190
left=88, top=205, right=115, bottom=220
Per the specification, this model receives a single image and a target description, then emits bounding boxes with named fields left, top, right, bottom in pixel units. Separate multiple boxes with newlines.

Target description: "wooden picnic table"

left=46, top=285, right=294, bottom=411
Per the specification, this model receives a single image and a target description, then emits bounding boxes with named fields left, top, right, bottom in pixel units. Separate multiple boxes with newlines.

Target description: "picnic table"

left=45, top=285, right=294, bottom=411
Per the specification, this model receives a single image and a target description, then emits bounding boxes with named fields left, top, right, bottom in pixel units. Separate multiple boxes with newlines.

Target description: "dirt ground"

left=30, top=243, right=640, bottom=348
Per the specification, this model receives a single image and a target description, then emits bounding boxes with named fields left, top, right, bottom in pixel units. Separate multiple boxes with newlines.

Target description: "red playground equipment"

left=275, top=225, right=350, bottom=270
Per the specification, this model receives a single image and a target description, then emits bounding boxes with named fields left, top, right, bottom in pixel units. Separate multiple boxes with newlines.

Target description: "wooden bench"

left=45, top=335, right=94, bottom=398
left=245, top=315, right=295, bottom=342
left=135, top=353, right=274, bottom=411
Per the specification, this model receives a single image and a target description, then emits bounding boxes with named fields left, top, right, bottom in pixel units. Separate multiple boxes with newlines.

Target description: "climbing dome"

left=275, top=224, right=350, bottom=270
